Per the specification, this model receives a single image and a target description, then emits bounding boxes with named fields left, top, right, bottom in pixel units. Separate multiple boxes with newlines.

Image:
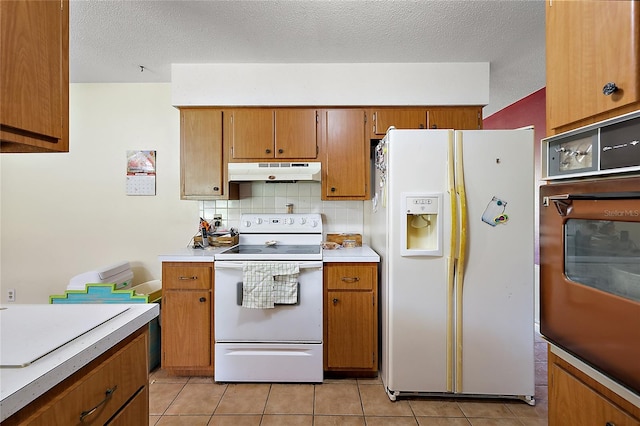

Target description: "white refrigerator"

left=370, top=128, right=535, bottom=403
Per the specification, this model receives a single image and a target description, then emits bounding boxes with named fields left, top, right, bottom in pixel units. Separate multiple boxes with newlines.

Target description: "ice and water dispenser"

left=401, top=193, right=443, bottom=256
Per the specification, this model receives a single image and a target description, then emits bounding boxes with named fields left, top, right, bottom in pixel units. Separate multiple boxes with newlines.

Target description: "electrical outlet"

left=7, top=288, right=16, bottom=302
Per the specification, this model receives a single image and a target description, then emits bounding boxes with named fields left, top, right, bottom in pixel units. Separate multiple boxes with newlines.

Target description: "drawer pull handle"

left=341, top=277, right=360, bottom=283
left=80, top=385, right=118, bottom=422
left=179, top=276, right=198, bottom=280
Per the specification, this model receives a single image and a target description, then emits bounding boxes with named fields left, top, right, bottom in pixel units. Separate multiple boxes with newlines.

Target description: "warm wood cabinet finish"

left=324, top=262, right=378, bottom=375
left=2, top=327, right=149, bottom=426
left=370, top=107, right=482, bottom=138
left=427, top=107, right=482, bottom=130
left=321, top=109, right=369, bottom=200
left=546, top=0, right=640, bottom=135
left=161, top=262, right=215, bottom=376
left=227, top=108, right=318, bottom=160
left=180, top=108, right=239, bottom=200
left=549, top=351, right=640, bottom=426
left=1, top=0, right=69, bottom=153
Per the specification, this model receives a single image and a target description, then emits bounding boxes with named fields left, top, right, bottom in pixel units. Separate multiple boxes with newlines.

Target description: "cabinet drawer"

left=325, top=264, right=375, bottom=290
left=25, top=332, right=148, bottom=426
left=163, top=262, right=212, bottom=290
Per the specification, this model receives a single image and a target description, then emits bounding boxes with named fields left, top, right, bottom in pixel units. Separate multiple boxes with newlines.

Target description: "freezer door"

left=454, top=130, right=535, bottom=397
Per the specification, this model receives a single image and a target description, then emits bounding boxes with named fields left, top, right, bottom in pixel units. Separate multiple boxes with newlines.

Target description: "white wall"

left=172, top=63, right=489, bottom=106
left=1, top=84, right=198, bottom=303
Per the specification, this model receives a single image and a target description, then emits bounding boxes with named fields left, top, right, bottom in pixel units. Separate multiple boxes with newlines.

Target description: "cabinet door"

left=372, top=109, right=427, bottom=136
left=326, top=290, right=375, bottom=369
left=0, top=0, right=69, bottom=152
left=546, top=1, right=640, bottom=132
left=162, top=290, right=213, bottom=369
left=323, top=109, right=368, bottom=199
left=274, top=109, right=318, bottom=159
left=550, top=362, right=640, bottom=426
left=230, top=109, right=274, bottom=159
left=181, top=109, right=224, bottom=198
left=427, top=108, right=482, bottom=130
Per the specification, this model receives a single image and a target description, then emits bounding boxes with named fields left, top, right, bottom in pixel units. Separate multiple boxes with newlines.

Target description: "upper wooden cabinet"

left=180, top=108, right=238, bottom=200
left=546, top=0, right=640, bottom=135
left=371, top=109, right=427, bottom=137
left=370, top=107, right=482, bottom=138
left=427, top=107, right=482, bottom=130
left=1, top=0, right=69, bottom=153
left=228, top=109, right=318, bottom=160
left=322, top=109, right=369, bottom=200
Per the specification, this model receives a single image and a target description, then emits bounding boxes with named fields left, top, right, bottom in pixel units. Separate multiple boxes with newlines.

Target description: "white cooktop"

left=0, top=305, right=129, bottom=367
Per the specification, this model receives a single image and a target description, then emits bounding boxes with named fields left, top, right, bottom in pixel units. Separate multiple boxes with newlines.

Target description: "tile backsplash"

left=199, top=182, right=365, bottom=237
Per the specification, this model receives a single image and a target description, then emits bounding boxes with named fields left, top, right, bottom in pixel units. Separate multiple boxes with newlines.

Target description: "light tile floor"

left=149, top=335, right=548, bottom=426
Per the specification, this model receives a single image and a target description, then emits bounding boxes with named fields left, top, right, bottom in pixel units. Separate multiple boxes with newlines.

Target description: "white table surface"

left=0, top=303, right=159, bottom=422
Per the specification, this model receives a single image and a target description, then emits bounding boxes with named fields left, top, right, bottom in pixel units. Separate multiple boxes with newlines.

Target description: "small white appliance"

left=214, top=213, right=323, bottom=383
left=370, top=128, right=535, bottom=403
left=67, top=261, right=134, bottom=291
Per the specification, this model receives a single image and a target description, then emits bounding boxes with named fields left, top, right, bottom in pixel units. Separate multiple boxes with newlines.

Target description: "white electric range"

left=214, top=213, right=323, bottom=383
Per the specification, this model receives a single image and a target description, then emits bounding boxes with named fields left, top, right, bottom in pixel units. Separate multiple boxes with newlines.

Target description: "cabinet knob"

left=602, top=82, right=619, bottom=95
left=331, top=187, right=336, bottom=192
left=199, top=297, right=206, bottom=302
left=419, top=124, right=425, bottom=129
left=278, top=148, right=284, bottom=154
left=332, top=298, right=339, bottom=305
left=213, top=186, right=220, bottom=191
left=266, top=149, right=271, bottom=154
left=431, top=124, right=438, bottom=129
left=605, top=423, right=616, bottom=426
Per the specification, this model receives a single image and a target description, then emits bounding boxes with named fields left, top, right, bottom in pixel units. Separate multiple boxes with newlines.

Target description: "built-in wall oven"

left=540, top=111, right=640, bottom=397
left=214, top=213, right=324, bottom=383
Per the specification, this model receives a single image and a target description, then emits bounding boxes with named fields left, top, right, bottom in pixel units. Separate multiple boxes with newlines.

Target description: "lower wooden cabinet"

left=324, top=262, right=378, bottom=376
left=549, top=350, right=640, bottom=426
left=161, top=262, right=215, bottom=376
left=2, top=327, right=149, bottom=426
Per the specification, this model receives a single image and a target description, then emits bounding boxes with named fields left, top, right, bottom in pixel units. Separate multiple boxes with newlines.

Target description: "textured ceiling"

left=69, top=0, right=546, bottom=117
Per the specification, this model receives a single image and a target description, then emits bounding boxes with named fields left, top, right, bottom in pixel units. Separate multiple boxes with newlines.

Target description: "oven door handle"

left=214, top=261, right=324, bottom=270
left=543, top=192, right=640, bottom=217
left=543, top=194, right=573, bottom=217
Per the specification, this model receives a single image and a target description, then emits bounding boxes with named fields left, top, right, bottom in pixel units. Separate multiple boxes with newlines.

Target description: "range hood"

left=228, top=162, right=321, bottom=182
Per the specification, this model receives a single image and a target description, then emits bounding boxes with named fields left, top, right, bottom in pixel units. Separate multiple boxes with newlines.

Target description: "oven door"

left=214, top=261, right=323, bottom=342
left=540, top=179, right=640, bottom=395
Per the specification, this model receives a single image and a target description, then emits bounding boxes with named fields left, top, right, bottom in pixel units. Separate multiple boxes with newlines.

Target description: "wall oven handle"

left=215, top=261, right=323, bottom=270
left=543, top=195, right=573, bottom=217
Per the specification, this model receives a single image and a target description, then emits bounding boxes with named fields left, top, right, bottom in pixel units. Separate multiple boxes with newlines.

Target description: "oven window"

left=564, top=219, right=640, bottom=302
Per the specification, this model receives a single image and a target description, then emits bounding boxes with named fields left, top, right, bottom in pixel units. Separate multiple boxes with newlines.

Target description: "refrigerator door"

left=455, top=130, right=535, bottom=397
left=381, top=129, right=454, bottom=394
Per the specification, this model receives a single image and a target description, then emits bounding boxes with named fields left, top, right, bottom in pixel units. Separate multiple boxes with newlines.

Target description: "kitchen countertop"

left=159, top=244, right=380, bottom=263
left=0, top=303, right=159, bottom=422
left=158, top=246, right=227, bottom=262
left=322, top=244, right=380, bottom=262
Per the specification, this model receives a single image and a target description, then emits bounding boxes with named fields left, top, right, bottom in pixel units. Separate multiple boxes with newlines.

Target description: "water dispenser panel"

left=401, top=193, right=443, bottom=256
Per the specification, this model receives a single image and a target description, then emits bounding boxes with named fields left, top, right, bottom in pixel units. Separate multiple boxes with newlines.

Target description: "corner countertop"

left=158, top=246, right=226, bottom=262
left=0, top=303, right=159, bottom=422
left=322, top=244, right=380, bottom=262
left=159, top=245, right=380, bottom=263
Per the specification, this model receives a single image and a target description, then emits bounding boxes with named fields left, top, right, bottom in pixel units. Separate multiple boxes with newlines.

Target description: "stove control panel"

left=239, top=213, right=322, bottom=233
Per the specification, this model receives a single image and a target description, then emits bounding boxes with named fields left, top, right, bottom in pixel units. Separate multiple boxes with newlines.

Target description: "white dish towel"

left=242, top=262, right=300, bottom=309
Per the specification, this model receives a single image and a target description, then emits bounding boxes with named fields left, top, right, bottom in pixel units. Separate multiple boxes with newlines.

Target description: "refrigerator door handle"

left=446, top=133, right=456, bottom=393
left=454, top=132, right=469, bottom=392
